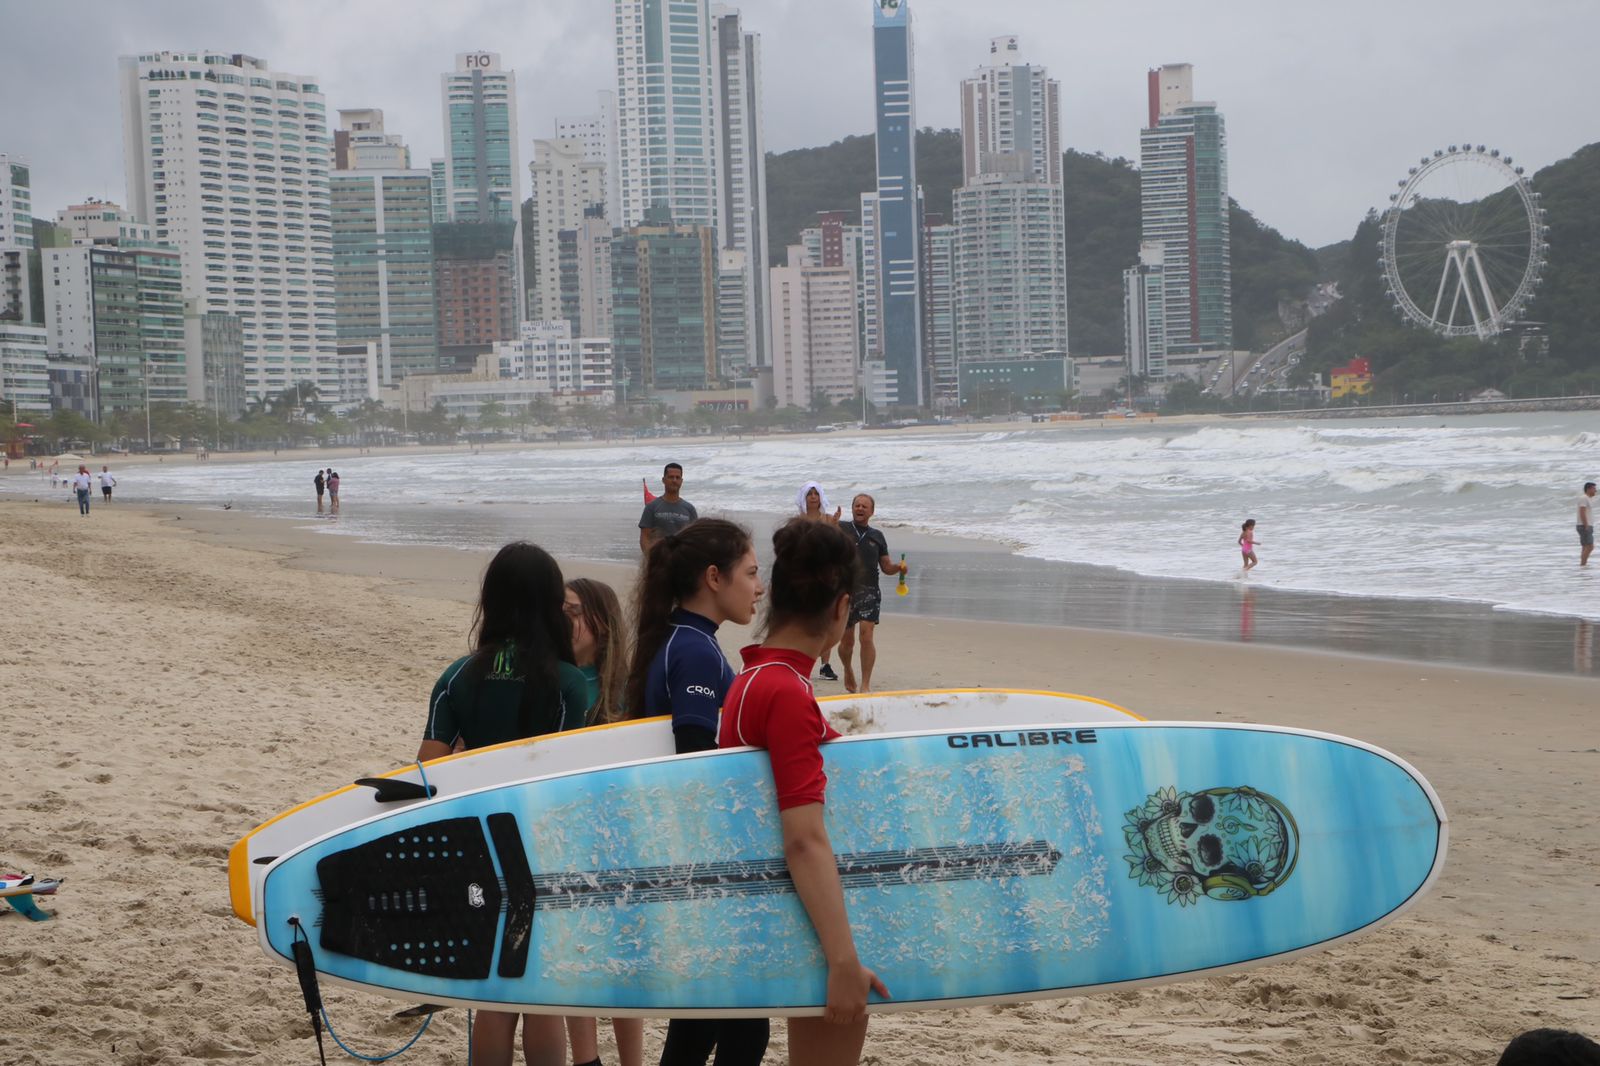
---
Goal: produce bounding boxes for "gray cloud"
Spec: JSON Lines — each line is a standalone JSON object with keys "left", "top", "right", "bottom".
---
{"left": 1, "top": 0, "right": 1591, "bottom": 248}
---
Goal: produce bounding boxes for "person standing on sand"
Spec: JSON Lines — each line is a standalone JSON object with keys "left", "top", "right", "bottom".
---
{"left": 313, "top": 469, "right": 325, "bottom": 511}
{"left": 796, "top": 482, "right": 843, "bottom": 681}
{"left": 1577, "top": 482, "right": 1596, "bottom": 567}
{"left": 418, "top": 541, "right": 589, "bottom": 1066}
{"left": 638, "top": 462, "right": 697, "bottom": 553}
{"left": 99, "top": 466, "right": 117, "bottom": 503}
{"left": 327, "top": 470, "right": 341, "bottom": 512}
{"left": 1238, "top": 519, "right": 1261, "bottom": 573}
{"left": 838, "top": 494, "right": 904, "bottom": 694}
{"left": 72, "top": 466, "right": 92, "bottom": 515}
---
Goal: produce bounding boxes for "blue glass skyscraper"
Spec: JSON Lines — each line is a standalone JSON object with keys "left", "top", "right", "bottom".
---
{"left": 871, "top": 0, "right": 923, "bottom": 407}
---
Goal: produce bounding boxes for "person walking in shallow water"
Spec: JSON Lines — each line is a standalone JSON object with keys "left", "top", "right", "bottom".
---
{"left": 313, "top": 469, "right": 325, "bottom": 512}
{"left": 1577, "top": 482, "right": 1595, "bottom": 567}
{"left": 1238, "top": 519, "right": 1261, "bottom": 573}
{"left": 99, "top": 466, "right": 117, "bottom": 503}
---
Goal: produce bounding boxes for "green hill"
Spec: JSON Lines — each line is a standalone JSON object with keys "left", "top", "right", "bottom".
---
{"left": 1303, "top": 143, "right": 1600, "bottom": 397}
{"left": 764, "top": 130, "right": 1323, "bottom": 356}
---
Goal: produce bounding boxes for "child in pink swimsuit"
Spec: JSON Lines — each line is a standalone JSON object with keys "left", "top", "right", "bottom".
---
{"left": 1238, "top": 519, "right": 1261, "bottom": 572}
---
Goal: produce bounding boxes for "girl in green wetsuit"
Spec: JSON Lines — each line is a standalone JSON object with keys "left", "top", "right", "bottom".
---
{"left": 418, "top": 541, "right": 586, "bottom": 1066}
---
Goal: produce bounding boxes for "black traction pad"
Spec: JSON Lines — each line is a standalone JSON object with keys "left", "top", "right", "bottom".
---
{"left": 316, "top": 817, "right": 502, "bottom": 980}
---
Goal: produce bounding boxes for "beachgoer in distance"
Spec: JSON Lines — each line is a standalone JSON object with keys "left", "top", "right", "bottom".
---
{"left": 1238, "top": 519, "right": 1261, "bottom": 572}
{"left": 562, "top": 576, "right": 644, "bottom": 1066}
{"left": 72, "top": 466, "right": 92, "bottom": 515}
{"left": 719, "top": 517, "right": 889, "bottom": 1066}
{"left": 638, "top": 462, "right": 697, "bottom": 553}
{"left": 417, "top": 540, "right": 590, "bottom": 1066}
{"left": 327, "top": 470, "right": 341, "bottom": 512}
{"left": 99, "top": 466, "right": 117, "bottom": 502}
{"left": 1577, "top": 482, "right": 1596, "bottom": 567}
{"left": 625, "top": 517, "right": 768, "bottom": 1066}
{"left": 796, "top": 482, "right": 843, "bottom": 681}
{"left": 838, "top": 494, "right": 905, "bottom": 694}
{"left": 314, "top": 469, "right": 325, "bottom": 511}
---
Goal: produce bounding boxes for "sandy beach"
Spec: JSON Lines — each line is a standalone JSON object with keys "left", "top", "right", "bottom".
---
{"left": 1, "top": 499, "right": 1595, "bottom": 1065}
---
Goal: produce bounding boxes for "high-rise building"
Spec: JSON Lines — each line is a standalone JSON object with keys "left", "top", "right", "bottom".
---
{"left": 1138, "top": 62, "right": 1230, "bottom": 357}
{"left": 331, "top": 111, "right": 437, "bottom": 385}
{"left": 184, "top": 298, "right": 247, "bottom": 421}
{"left": 555, "top": 90, "right": 621, "bottom": 227}
{"left": 921, "top": 215, "right": 957, "bottom": 407}
{"left": 432, "top": 221, "right": 519, "bottom": 367}
{"left": 527, "top": 138, "right": 607, "bottom": 321}
{"left": 0, "top": 323, "right": 50, "bottom": 416}
{"left": 1, "top": 155, "right": 36, "bottom": 323}
{"left": 429, "top": 158, "right": 448, "bottom": 223}
{"left": 42, "top": 202, "right": 186, "bottom": 418}
{"left": 560, "top": 206, "right": 614, "bottom": 342}
{"left": 613, "top": 0, "right": 719, "bottom": 232}
{"left": 440, "top": 52, "right": 520, "bottom": 225}
{"left": 118, "top": 51, "right": 337, "bottom": 402}
{"left": 335, "top": 108, "right": 410, "bottom": 170}
{"left": 959, "top": 36, "right": 1061, "bottom": 186}
{"left": 953, "top": 37, "right": 1068, "bottom": 368}
{"left": 609, "top": 206, "right": 717, "bottom": 395}
{"left": 1123, "top": 241, "right": 1167, "bottom": 380}
{"left": 869, "top": 0, "right": 922, "bottom": 407}
{"left": 713, "top": 6, "right": 770, "bottom": 371}
{"left": 770, "top": 244, "right": 860, "bottom": 408}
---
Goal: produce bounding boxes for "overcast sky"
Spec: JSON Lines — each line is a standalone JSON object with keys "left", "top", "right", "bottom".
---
{"left": 2, "top": 0, "right": 1592, "bottom": 248}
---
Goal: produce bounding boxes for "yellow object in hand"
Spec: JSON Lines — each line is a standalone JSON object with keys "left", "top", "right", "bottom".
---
{"left": 896, "top": 553, "right": 909, "bottom": 596}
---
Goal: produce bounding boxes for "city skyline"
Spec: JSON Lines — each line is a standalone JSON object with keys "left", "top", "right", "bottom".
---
{"left": 1, "top": 0, "right": 1592, "bottom": 249}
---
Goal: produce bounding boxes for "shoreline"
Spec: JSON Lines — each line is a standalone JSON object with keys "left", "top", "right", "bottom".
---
{"left": 1, "top": 499, "right": 1595, "bottom": 1064}
{"left": 140, "top": 497, "right": 1600, "bottom": 678}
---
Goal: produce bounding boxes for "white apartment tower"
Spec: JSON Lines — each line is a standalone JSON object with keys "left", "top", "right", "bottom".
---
{"left": 555, "top": 90, "right": 621, "bottom": 227}
{"left": 1, "top": 155, "right": 36, "bottom": 323}
{"left": 770, "top": 245, "right": 860, "bottom": 408}
{"left": 613, "top": 0, "right": 720, "bottom": 232}
{"left": 528, "top": 138, "right": 607, "bottom": 321}
{"left": 712, "top": 5, "right": 770, "bottom": 370}
{"left": 959, "top": 36, "right": 1061, "bottom": 186}
{"left": 118, "top": 51, "right": 336, "bottom": 401}
{"left": 953, "top": 37, "right": 1068, "bottom": 364}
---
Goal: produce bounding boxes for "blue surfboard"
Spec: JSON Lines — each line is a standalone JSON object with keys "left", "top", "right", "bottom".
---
{"left": 256, "top": 722, "right": 1446, "bottom": 1015}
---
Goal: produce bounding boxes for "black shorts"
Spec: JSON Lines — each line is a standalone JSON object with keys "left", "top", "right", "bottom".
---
{"left": 848, "top": 587, "right": 882, "bottom": 627}
{"left": 1580, "top": 525, "right": 1595, "bottom": 548}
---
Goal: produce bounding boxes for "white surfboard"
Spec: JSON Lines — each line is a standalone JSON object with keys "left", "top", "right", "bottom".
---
{"left": 229, "top": 689, "right": 1138, "bottom": 924}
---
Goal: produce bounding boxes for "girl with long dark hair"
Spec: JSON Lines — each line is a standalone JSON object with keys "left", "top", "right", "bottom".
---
{"left": 625, "top": 518, "right": 768, "bottom": 1066}
{"left": 418, "top": 540, "right": 589, "bottom": 1066}
{"left": 719, "top": 518, "right": 889, "bottom": 1066}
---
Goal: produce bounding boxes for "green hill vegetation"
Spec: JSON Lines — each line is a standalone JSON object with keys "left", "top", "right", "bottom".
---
{"left": 765, "top": 130, "right": 1323, "bottom": 356}
{"left": 1302, "top": 143, "right": 1600, "bottom": 399}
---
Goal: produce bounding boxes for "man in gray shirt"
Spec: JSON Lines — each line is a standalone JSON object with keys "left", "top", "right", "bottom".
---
{"left": 639, "top": 462, "right": 698, "bottom": 553}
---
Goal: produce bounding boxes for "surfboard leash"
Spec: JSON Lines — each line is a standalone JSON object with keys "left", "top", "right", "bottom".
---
{"left": 288, "top": 916, "right": 433, "bottom": 1063}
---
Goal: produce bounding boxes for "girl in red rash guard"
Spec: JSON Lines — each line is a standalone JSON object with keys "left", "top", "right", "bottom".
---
{"left": 719, "top": 517, "right": 890, "bottom": 1066}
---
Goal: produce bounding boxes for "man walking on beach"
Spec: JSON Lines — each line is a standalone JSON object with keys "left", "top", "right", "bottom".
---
{"left": 1578, "top": 482, "right": 1596, "bottom": 567}
{"left": 638, "top": 462, "right": 697, "bottom": 553}
{"left": 99, "top": 466, "right": 117, "bottom": 503}
{"left": 838, "top": 493, "right": 906, "bottom": 693}
{"left": 314, "top": 469, "right": 326, "bottom": 512}
{"left": 71, "top": 466, "right": 93, "bottom": 516}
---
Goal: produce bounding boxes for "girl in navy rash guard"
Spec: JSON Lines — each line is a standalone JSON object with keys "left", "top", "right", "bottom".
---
{"left": 625, "top": 518, "right": 767, "bottom": 1065}
{"left": 719, "top": 518, "right": 889, "bottom": 1066}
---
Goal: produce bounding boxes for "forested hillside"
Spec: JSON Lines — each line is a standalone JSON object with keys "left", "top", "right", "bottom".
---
{"left": 765, "top": 131, "right": 1324, "bottom": 356}
{"left": 1303, "top": 143, "right": 1600, "bottom": 398}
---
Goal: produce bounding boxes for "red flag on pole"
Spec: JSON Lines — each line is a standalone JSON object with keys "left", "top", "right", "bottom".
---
{"left": 642, "top": 478, "right": 657, "bottom": 504}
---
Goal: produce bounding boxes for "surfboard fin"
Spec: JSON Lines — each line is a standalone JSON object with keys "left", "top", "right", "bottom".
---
{"left": 393, "top": 1003, "right": 448, "bottom": 1019}
{"left": 355, "top": 777, "right": 437, "bottom": 803}
{"left": 3, "top": 893, "right": 51, "bottom": 921}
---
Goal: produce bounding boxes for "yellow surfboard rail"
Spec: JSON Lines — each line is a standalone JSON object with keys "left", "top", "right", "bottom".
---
{"left": 228, "top": 690, "right": 1139, "bottom": 925}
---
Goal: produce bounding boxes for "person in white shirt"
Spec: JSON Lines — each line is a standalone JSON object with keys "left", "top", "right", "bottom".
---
{"left": 1578, "top": 482, "right": 1596, "bottom": 567}
{"left": 71, "top": 466, "right": 93, "bottom": 515}
{"left": 99, "top": 466, "right": 117, "bottom": 502}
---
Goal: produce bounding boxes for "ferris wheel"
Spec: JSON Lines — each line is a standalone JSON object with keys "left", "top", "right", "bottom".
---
{"left": 1379, "top": 145, "right": 1548, "bottom": 339}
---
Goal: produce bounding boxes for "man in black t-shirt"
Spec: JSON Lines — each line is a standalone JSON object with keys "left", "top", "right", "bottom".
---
{"left": 838, "top": 493, "right": 906, "bottom": 693}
